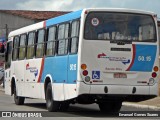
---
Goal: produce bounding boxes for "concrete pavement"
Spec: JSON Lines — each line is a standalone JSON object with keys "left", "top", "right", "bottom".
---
{"left": 0, "top": 84, "right": 4, "bottom": 92}
{"left": 123, "top": 97, "right": 160, "bottom": 110}
{"left": 0, "top": 85, "right": 160, "bottom": 110}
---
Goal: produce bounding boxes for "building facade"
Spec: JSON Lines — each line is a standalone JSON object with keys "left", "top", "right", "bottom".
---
{"left": 0, "top": 10, "right": 68, "bottom": 86}
{"left": 0, "top": 10, "right": 68, "bottom": 40}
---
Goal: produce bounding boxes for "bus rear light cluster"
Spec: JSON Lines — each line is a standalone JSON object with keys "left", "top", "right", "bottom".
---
{"left": 151, "top": 66, "right": 158, "bottom": 78}
{"left": 149, "top": 66, "right": 158, "bottom": 85}
{"left": 81, "top": 64, "right": 88, "bottom": 76}
{"left": 81, "top": 64, "right": 90, "bottom": 82}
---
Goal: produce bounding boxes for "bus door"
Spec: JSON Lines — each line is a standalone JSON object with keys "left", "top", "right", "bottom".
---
{"left": 5, "top": 41, "right": 12, "bottom": 95}
{"left": 13, "top": 35, "right": 26, "bottom": 96}
{"left": 54, "top": 23, "right": 70, "bottom": 100}
{"left": 65, "top": 20, "right": 80, "bottom": 100}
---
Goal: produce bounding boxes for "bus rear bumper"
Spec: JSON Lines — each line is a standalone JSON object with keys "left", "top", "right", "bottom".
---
{"left": 77, "top": 81, "right": 158, "bottom": 97}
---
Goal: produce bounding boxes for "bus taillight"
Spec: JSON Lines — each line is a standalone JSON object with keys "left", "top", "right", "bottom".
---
{"left": 81, "top": 64, "right": 87, "bottom": 70}
{"left": 83, "top": 70, "right": 88, "bottom": 76}
{"left": 153, "top": 66, "right": 158, "bottom": 72}
{"left": 152, "top": 72, "right": 157, "bottom": 78}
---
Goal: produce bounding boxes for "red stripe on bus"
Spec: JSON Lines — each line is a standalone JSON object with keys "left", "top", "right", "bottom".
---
{"left": 43, "top": 21, "right": 46, "bottom": 27}
{"left": 37, "top": 58, "right": 44, "bottom": 83}
{"left": 126, "top": 44, "right": 136, "bottom": 71}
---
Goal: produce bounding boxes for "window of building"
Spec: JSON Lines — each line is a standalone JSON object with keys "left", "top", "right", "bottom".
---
{"left": 46, "top": 27, "right": 56, "bottom": 56}
{"left": 12, "top": 36, "right": 19, "bottom": 61}
{"left": 26, "top": 32, "right": 35, "bottom": 59}
{"left": 36, "top": 29, "right": 45, "bottom": 57}
{"left": 70, "top": 20, "right": 80, "bottom": 53}
{"left": 19, "top": 34, "right": 27, "bottom": 60}
{"left": 57, "top": 23, "right": 70, "bottom": 55}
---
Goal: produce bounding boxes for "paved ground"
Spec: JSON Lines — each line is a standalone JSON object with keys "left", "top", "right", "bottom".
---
{"left": 0, "top": 89, "right": 160, "bottom": 119}
{"left": 0, "top": 85, "right": 160, "bottom": 111}
{"left": 123, "top": 97, "right": 160, "bottom": 110}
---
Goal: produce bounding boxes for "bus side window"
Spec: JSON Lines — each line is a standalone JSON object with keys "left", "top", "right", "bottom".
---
{"left": 46, "top": 26, "right": 56, "bottom": 56}
{"left": 57, "top": 23, "right": 70, "bottom": 55}
{"left": 12, "top": 36, "right": 19, "bottom": 61}
{"left": 19, "top": 34, "right": 27, "bottom": 60}
{"left": 36, "top": 29, "right": 45, "bottom": 58}
{"left": 70, "top": 20, "right": 80, "bottom": 54}
{"left": 26, "top": 32, "right": 35, "bottom": 59}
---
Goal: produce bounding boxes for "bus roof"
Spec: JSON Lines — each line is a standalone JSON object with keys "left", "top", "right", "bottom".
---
{"left": 46, "top": 10, "right": 82, "bottom": 27}
{"left": 83, "top": 8, "right": 156, "bottom": 15}
{"left": 8, "top": 8, "right": 156, "bottom": 38}
{"left": 8, "top": 10, "right": 83, "bottom": 38}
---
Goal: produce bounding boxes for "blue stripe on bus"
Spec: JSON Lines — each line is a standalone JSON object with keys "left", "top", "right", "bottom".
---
{"left": 46, "top": 10, "right": 82, "bottom": 27}
{"left": 129, "top": 45, "right": 157, "bottom": 72}
{"left": 68, "top": 54, "right": 78, "bottom": 84}
{"left": 41, "top": 54, "right": 78, "bottom": 84}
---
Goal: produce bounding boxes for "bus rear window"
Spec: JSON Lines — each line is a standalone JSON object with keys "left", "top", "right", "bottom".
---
{"left": 84, "top": 12, "right": 156, "bottom": 42}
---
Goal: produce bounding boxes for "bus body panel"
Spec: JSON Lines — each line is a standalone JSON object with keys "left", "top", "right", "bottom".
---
{"left": 5, "top": 9, "right": 159, "bottom": 105}
{"left": 78, "top": 9, "right": 159, "bottom": 96}
{"left": 5, "top": 10, "right": 82, "bottom": 100}
{"left": 41, "top": 54, "right": 78, "bottom": 100}
{"left": 81, "top": 41, "right": 158, "bottom": 85}
{"left": 13, "top": 60, "right": 25, "bottom": 96}
{"left": 65, "top": 54, "right": 78, "bottom": 100}
{"left": 24, "top": 58, "right": 43, "bottom": 98}
{"left": 5, "top": 21, "right": 44, "bottom": 98}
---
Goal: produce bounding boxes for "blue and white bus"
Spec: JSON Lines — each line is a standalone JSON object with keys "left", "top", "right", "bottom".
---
{"left": 5, "top": 8, "right": 159, "bottom": 112}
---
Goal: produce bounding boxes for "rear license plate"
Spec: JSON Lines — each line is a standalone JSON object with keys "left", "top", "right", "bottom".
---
{"left": 114, "top": 73, "right": 127, "bottom": 78}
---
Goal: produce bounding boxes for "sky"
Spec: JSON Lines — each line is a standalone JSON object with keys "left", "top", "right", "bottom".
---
{"left": 0, "top": 0, "right": 160, "bottom": 18}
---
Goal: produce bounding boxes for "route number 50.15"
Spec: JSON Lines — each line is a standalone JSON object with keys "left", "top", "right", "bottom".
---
{"left": 138, "top": 56, "right": 151, "bottom": 61}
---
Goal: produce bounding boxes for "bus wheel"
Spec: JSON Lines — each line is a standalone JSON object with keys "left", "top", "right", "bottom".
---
{"left": 98, "top": 101, "right": 122, "bottom": 113}
{"left": 14, "top": 86, "right": 25, "bottom": 105}
{"left": 46, "top": 83, "right": 60, "bottom": 112}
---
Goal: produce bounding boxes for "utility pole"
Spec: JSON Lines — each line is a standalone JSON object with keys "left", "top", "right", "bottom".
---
{"left": 5, "top": 24, "right": 8, "bottom": 40}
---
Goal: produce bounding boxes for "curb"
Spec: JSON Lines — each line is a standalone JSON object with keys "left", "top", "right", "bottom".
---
{"left": 123, "top": 102, "right": 160, "bottom": 110}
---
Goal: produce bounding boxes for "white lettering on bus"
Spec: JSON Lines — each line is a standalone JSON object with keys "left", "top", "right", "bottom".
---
{"left": 70, "top": 64, "right": 76, "bottom": 71}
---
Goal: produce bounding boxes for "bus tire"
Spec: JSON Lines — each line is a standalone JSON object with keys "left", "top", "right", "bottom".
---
{"left": 98, "top": 101, "right": 122, "bottom": 113}
{"left": 46, "top": 83, "right": 60, "bottom": 112}
{"left": 14, "top": 86, "right": 25, "bottom": 105}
